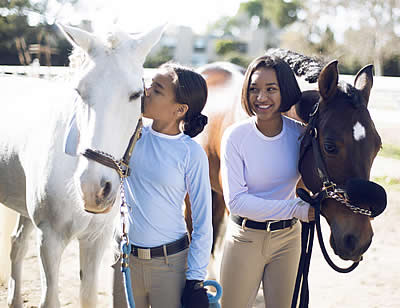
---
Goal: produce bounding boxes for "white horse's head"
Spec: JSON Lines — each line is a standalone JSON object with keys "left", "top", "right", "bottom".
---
{"left": 59, "top": 24, "right": 164, "bottom": 213}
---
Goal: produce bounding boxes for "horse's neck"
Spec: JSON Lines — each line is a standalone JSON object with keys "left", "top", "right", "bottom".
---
{"left": 0, "top": 76, "right": 77, "bottom": 173}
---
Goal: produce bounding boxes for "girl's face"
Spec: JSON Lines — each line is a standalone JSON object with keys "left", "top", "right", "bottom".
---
{"left": 248, "top": 67, "right": 282, "bottom": 121}
{"left": 143, "top": 69, "right": 179, "bottom": 121}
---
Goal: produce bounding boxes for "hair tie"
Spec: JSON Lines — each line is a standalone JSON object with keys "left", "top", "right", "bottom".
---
{"left": 191, "top": 113, "right": 208, "bottom": 126}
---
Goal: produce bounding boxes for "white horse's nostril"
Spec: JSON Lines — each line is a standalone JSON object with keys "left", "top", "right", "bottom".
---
{"left": 100, "top": 180, "right": 112, "bottom": 200}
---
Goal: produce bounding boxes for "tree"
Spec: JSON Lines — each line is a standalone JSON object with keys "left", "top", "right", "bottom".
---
{"left": 301, "top": 0, "right": 400, "bottom": 75}
{"left": 144, "top": 46, "right": 173, "bottom": 68}
{"left": 0, "top": 0, "right": 80, "bottom": 65}
{"left": 238, "top": 0, "right": 270, "bottom": 27}
{"left": 260, "top": 0, "right": 302, "bottom": 28}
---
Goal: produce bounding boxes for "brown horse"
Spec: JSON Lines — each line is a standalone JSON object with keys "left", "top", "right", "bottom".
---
{"left": 185, "top": 51, "right": 386, "bottom": 277}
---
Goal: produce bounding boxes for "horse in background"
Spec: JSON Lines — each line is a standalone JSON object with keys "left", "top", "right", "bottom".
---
{"left": 0, "top": 24, "right": 164, "bottom": 307}
{"left": 190, "top": 50, "right": 386, "bottom": 278}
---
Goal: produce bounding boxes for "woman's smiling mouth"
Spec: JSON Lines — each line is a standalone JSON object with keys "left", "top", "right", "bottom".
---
{"left": 255, "top": 104, "right": 273, "bottom": 110}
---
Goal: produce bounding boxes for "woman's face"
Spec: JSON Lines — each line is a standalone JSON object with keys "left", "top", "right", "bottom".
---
{"left": 143, "top": 69, "right": 178, "bottom": 121}
{"left": 248, "top": 67, "right": 282, "bottom": 121}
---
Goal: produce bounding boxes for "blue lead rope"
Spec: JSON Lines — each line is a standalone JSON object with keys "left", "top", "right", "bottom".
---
{"left": 120, "top": 241, "right": 222, "bottom": 308}
{"left": 204, "top": 280, "right": 223, "bottom": 308}
{"left": 121, "top": 241, "right": 135, "bottom": 308}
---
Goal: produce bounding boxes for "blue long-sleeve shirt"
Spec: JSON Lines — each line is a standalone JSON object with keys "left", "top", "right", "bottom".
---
{"left": 124, "top": 125, "right": 212, "bottom": 280}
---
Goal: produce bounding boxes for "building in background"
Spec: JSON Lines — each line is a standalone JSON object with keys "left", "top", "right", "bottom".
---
{"left": 148, "top": 13, "right": 279, "bottom": 67}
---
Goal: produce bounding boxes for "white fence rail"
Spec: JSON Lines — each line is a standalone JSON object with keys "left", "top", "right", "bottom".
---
{"left": 1, "top": 65, "right": 398, "bottom": 109}
{"left": 0, "top": 65, "right": 72, "bottom": 79}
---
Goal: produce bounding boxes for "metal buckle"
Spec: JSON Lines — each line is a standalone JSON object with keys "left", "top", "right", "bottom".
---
{"left": 241, "top": 218, "right": 248, "bottom": 230}
{"left": 137, "top": 248, "right": 151, "bottom": 260}
{"left": 322, "top": 181, "right": 336, "bottom": 192}
{"left": 309, "top": 102, "right": 319, "bottom": 117}
{"left": 119, "top": 161, "right": 131, "bottom": 178}
{"left": 266, "top": 221, "right": 280, "bottom": 233}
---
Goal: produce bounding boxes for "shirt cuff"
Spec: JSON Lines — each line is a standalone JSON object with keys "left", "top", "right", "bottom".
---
{"left": 293, "top": 198, "right": 310, "bottom": 222}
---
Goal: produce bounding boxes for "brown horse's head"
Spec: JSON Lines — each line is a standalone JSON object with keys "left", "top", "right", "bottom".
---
{"left": 298, "top": 60, "right": 386, "bottom": 261}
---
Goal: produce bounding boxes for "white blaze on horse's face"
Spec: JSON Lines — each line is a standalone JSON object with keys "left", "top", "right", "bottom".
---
{"left": 59, "top": 23, "right": 165, "bottom": 213}
{"left": 353, "top": 121, "right": 366, "bottom": 141}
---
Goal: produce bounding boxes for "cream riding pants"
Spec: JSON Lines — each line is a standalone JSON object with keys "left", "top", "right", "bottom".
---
{"left": 113, "top": 248, "right": 188, "bottom": 308}
{"left": 220, "top": 219, "right": 301, "bottom": 308}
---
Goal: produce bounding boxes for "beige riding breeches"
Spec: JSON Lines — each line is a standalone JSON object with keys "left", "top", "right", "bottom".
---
{"left": 220, "top": 219, "right": 301, "bottom": 308}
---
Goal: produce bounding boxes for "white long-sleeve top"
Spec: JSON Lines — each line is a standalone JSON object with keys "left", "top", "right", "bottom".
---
{"left": 124, "top": 125, "right": 212, "bottom": 280}
{"left": 220, "top": 116, "right": 310, "bottom": 222}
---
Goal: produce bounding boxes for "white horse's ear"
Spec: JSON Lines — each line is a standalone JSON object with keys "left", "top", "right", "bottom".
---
{"left": 57, "top": 23, "right": 101, "bottom": 56}
{"left": 132, "top": 24, "right": 167, "bottom": 64}
{"left": 63, "top": 111, "right": 80, "bottom": 156}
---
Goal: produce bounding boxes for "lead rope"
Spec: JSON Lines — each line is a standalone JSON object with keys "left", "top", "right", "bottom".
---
{"left": 291, "top": 188, "right": 359, "bottom": 308}
{"left": 119, "top": 174, "right": 136, "bottom": 308}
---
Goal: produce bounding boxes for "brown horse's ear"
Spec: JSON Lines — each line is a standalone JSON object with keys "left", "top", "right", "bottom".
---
{"left": 318, "top": 60, "right": 339, "bottom": 101}
{"left": 354, "top": 64, "right": 374, "bottom": 106}
{"left": 295, "top": 90, "right": 320, "bottom": 123}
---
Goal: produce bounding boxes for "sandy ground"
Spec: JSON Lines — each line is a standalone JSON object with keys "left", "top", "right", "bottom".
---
{"left": 1, "top": 80, "right": 399, "bottom": 307}
{"left": 1, "top": 158, "right": 399, "bottom": 308}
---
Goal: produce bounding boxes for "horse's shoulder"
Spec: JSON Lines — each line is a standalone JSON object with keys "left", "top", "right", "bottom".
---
{"left": 198, "top": 62, "right": 245, "bottom": 88}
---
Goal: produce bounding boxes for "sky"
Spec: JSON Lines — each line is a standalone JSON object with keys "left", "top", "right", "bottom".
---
{"left": 31, "top": 0, "right": 245, "bottom": 34}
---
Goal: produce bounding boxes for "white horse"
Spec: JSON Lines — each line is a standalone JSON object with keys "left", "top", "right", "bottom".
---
{"left": 0, "top": 23, "right": 164, "bottom": 307}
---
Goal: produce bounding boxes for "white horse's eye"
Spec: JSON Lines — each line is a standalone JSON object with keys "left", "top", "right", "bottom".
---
{"left": 129, "top": 91, "right": 142, "bottom": 102}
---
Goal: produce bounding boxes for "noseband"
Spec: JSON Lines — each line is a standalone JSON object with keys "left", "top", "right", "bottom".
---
{"left": 82, "top": 118, "right": 143, "bottom": 179}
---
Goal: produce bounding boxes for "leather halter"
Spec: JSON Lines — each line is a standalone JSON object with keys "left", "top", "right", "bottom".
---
{"left": 299, "top": 102, "right": 372, "bottom": 216}
{"left": 82, "top": 78, "right": 146, "bottom": 179}
{"left": 80, "top": 79, "right": 146, "bottom": 242}
{"left": 82, "top": 118, "right": 143, "bottom": 178}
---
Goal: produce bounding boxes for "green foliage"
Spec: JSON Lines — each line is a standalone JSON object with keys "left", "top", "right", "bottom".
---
{"left": 144, "top": 46, "right": 174, "bottom": 68}
{"left": 215, "top": 40, "right": 240, "bottom": 56}
{"left": 0, "top": 0, "right": 80, "bottom": 65}
{"left": 379, "top": 144, "right": 400, "bottom": 161}
{"left": 239, "top": 0, "right": 269, "bottom": 27}
{"left": 383, "top": 54, "right": 400, "bottom": 77}
{"left": 261, "top": 0, "right": 302, "bottom": 28}
{"left": 372, "top": 176, "right": 400, "bottom": 191}
{"left": 221, "top": 52, "right": 250, "bottom": 68}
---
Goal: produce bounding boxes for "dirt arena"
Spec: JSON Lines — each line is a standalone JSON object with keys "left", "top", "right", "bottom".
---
{"left": 1, "top": 76, "right": 399, "bottom": 307}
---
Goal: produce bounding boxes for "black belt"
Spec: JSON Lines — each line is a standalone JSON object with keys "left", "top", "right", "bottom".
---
{"left": 231, "top": 215, "right": 297, "bottom": 231}
{"left": 131, "top": 234, "right": 189, "bottom": 259}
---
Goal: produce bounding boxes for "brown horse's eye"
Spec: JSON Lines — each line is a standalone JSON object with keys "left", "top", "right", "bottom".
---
{"left": 324, "top": 142, "right": 337, "bottom": 154}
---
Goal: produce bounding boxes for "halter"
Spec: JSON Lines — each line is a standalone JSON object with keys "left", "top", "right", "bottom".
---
{"left": 299, "top": 101, "right": 372, "bottom": 217}
{"left": 79, "top": 80, "right": 146, "bottom": 307}
{"left": 292, "top": 101, "right": 363, "bottom": 308}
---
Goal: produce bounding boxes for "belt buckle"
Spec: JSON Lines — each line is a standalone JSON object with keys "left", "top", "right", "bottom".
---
{"left": 137, "top": 248, "right": 151, "bottom": 260}
{"left": 266, "top": 221, "right": 279, "bottom": 233}
{"left": 241, "top": 218, "right": 248, "bottom": 230}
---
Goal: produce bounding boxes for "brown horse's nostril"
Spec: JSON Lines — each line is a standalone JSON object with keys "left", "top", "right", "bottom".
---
{"left": 344, "top": 234, "right": 358, "bottom": 252}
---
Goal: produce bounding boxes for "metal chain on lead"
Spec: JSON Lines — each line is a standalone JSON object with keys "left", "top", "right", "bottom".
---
{"left": 89, "top": 149, "right": 129, "bottom": 178}
{"left": 88, "top": 150, "right": 131, "bottom": 239}
{"left": 327, "top": 190, "right": 372, "bottom": 216}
